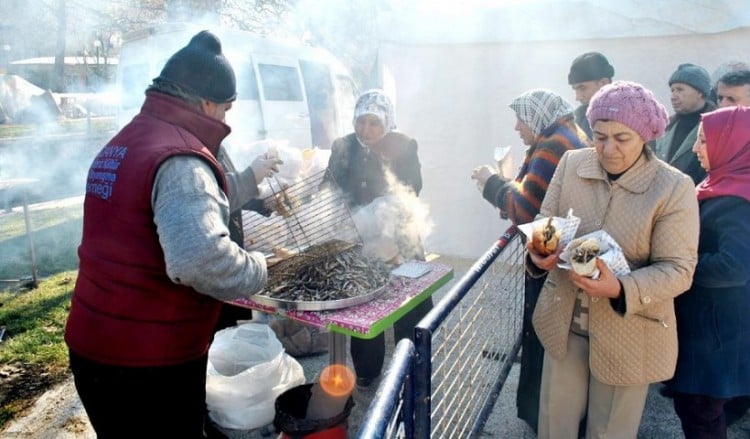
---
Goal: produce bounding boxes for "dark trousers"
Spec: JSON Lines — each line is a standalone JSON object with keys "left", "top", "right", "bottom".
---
{"left": 69, "top": 350, "right": 209, "bottom": 439}
{"left": 350, "top": 297, "right": 433, "bottom": 380}
{"left": 725, "top": 396, "right": 750, "bottom": 426}
{"left": 673, "top": 391, "right": 729, "bottom": 439}
{"left": 516, "top": 272, "right": 546, "bottom": 434}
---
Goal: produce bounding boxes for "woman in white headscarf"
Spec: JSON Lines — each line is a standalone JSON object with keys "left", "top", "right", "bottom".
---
{"left": 323, "top": 89, "right": 428, "bottom": 387}
{"left": 471, "top": 89, "right": 589, "bottom": 433}
{"left": 472, "top": 89, "right": 589, "bottom": 226}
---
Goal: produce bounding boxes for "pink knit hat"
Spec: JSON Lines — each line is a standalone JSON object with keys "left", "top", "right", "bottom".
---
{"left": 586, "top": 81, "right": 669, "bottom": 142}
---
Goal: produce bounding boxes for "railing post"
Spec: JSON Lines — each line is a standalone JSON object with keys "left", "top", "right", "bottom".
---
{"left": 356, "top": 339, "right": 415, "bottom": 439}
{"left": 413, "top": 326, "right": 432, "bottom": 439}
{"left": 402, "top": 354, "right": 415, "bottom": 439}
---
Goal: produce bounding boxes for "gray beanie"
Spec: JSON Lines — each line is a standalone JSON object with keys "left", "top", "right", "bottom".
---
{"left": 568, "top": 52, "right": 615, "bottom": 85}
{"left": 155, "top": 30, "right": 237, "bottom": 103}
{"left": 668, "top": 63, "right": 711, "bottom": 98}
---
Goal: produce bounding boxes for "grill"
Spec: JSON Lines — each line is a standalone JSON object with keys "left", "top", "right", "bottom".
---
{"left": 242, "top": 169, "right": 391, "bottom": 311}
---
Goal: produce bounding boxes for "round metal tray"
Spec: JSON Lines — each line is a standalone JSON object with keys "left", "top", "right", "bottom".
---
{"left": 250, "top": 278, "right": 391, "bottom": 311}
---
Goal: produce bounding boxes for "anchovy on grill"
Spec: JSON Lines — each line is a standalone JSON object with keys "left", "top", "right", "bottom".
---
{"left": 257, "top": 239, "right": 391, "bottom": 302}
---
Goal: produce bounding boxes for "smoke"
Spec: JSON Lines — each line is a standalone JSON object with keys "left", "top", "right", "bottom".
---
{"left": 351, "top": 169, "right": 434, "bottom": 263}
{"left": 0, "top": 131, "right": 102, "bottom": 207}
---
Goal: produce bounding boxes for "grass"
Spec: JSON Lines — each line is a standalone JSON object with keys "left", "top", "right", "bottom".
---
{"left": 0, "top": 117, "right": 116, "bottom": 139}
{"left": 0, "top": 271, "right": 78, "bottom": 427}
{"left": 0, "top": 202, "right": 83, "bottom": 429}
{"left": 0, "top": 118, "right": 114, "bottom": 430}
{"left": 0, "top": 203, "right": 83, "bottom": 281}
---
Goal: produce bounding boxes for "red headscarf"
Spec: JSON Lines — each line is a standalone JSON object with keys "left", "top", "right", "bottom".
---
{"left": 695, "top": 106, "right": 750, "bottom": 203}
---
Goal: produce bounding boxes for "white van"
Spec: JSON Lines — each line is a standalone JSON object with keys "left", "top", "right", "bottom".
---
{"left": 116, "top": 23, "right": 358, "bottom": 150}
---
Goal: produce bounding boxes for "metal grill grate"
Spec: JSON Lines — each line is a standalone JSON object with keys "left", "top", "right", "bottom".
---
{"left": 242, "top": 169, "right": 361, "bottom": 255}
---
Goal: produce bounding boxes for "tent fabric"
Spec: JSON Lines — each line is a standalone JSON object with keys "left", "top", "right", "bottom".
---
{"left": 0, "top": 74, "right": 45, "bottom": 121}
{"left": 378, "top": 0, "right": 750, "bottom": 44}
{"left": 375, "top": 2, "right": 750, "bottom": 257}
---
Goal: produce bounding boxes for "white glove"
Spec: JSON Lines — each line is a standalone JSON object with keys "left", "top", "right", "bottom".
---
{"left": 250, "top": 154, "right": 283, "bottom": 184}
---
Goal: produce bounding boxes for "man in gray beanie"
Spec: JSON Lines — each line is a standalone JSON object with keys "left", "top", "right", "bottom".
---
{"left": 653, "top": 63, "right": 716, "bottom": 184}
{"left": 567, "top": 51, "right": 615, "bottom": 139}
{"left": 65, "top": 30, "right": 281, "bottom": 438}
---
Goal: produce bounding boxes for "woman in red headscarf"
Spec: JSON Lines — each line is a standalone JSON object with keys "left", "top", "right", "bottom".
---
{"left": 667, "top": 105, "right": 750, "bottom": 439}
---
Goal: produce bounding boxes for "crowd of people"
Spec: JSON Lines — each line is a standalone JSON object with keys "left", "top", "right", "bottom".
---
{"left": 472, "top": 52, "right": 750, "bottom": 438}
{"left": 61, "top": 28, "right": 750, "bottom": 438}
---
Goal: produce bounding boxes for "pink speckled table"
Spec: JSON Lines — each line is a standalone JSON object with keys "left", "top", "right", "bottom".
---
{"left": 230, "top": 262, "right": 453, "bottom": 339}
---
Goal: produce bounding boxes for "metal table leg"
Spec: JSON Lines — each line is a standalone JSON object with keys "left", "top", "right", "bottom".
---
{"left": 328, "top": 331, "right": 347, "bottom": 366}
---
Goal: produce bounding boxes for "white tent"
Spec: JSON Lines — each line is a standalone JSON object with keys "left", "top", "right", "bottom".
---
{"left": 375, "top": 0, "right": 750, "bottom": 258}
{"left": 0, "top": 74, "right": 45, "bottom": 122}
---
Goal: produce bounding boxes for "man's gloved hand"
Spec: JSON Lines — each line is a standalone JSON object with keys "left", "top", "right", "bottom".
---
{"left": 249, "top": 154, "right": 283, "bottom": 184}
{"left": 471, "top": 165, "right": 499, "bottom": 193}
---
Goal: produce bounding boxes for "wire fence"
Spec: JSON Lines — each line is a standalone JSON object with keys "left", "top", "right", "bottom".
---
{"left": 357, "top": 227, "right": 526, "bottom": 438}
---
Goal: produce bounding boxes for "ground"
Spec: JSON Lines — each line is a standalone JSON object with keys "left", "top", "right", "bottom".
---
{"left": 0, "top": 363, "right": 68, "bottom": 421}
{"left": 3, "top": 255, "right": 750, "bottom": 438}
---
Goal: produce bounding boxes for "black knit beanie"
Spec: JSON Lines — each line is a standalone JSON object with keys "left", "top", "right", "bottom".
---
{"left": 568, "top": 52, "right": 615, "bottom": 85}
{"left": 155, "top": 30, "right": 237, "bottom": 103}
{"left": 668, "top": 63, "right": 711, "bottom": 98}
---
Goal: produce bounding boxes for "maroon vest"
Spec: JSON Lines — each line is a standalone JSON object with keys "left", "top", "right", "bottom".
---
{"left": 65, "top": 93, "right": 230, "bottom": 366}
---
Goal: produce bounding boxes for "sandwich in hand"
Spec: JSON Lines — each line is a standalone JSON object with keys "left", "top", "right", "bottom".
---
{"left": 531, "top": 217, "right": 560, "bottom": 256}
{"left": 568, "top": 237, "right": 601, "bottom": 277}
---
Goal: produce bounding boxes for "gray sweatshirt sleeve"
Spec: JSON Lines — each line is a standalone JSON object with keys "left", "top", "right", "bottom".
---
{"left": 152, "top": 155, "right": 267, "bottom": 301}
{"left": 216, "top": 146, "right": 260, "bottom": 212}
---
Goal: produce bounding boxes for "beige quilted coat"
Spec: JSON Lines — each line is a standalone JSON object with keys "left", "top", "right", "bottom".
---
{"left": 532, "top": 147, "right": 699, "bottom": 386}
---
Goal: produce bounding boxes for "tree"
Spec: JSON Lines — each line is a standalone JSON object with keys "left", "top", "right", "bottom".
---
{"left": 53, "top": 0, "right": 66, "bottom": 91}
{"left": 222, "top": 0, "right": 293, "bottom": 36}
{"left": 224, "top": 0, "right": 385, "bottom": 88}
{"left": 167, "top": 0, "right": 221, "bottom": 24}
{"left": 0, "top": 0, "right": 384, "bottom": 92}
{"left": 287, "top": 0, "right": 384, "bottom": 88}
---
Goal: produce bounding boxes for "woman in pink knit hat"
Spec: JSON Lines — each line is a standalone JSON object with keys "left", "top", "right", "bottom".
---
{"left": 526, "top": 81, "right": 700, "bottom": 438}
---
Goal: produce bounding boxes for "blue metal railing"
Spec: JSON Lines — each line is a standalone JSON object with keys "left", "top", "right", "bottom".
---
{"left": 357, "top": 227, "right": 525, "bottom": 438}
{"left": 356, "top": 339, "right": 415, "bottom": 438}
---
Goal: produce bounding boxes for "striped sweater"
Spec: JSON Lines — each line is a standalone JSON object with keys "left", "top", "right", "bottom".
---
{"left": 482, "top": 117, "right": 589, "bottom": 225}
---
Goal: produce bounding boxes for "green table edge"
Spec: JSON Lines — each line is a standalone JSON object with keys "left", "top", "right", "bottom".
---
{"left": 327, "top": 267, "right": 454, "bottom": 339}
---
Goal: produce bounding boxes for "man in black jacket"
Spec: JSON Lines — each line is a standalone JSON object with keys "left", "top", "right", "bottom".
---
{"left": 567, "top": 52, "right": 614, "bottom": 140}
{"left": 653, "top": 63, "right": 716, "bottom": 185}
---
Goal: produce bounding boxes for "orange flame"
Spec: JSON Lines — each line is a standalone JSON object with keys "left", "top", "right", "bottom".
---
{"left": 319, "top": 364, "right": 355, "bottom": 398}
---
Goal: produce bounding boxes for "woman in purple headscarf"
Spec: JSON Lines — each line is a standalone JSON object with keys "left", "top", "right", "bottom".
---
{"left": 667, "top": 105, "right": 750, "bottom": 439}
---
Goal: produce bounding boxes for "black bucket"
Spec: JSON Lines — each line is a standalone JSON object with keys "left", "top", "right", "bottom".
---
{"left": 274, "top": 383, "right": 355, "bottom": 439}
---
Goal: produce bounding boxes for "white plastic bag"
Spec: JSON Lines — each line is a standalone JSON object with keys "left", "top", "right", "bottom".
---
{"left": 206, "top": 322, "right": 305, "bottom": 430}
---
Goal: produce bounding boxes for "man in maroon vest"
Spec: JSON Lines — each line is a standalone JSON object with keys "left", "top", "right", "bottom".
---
{"left": 65, "top": 30, "right": 274, "bottom": 438}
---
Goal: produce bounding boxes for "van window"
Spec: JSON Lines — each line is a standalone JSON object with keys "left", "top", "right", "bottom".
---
{"left": 300, "top": 60, "right": 336, "bottom": 148}
{"left": 258, "top": 64, "right": 303, "bottom": 101}
{"left": 300, "top": 61, "right": 333, "bottom": 94}
{"left": 334, "top": 75, "right": 358, "bottom": 143}
{"left": 335, "top": 75, "right": 357, "bottom": 114}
